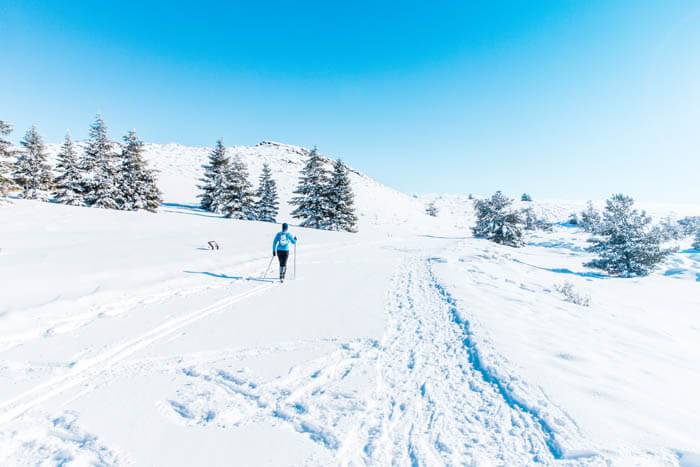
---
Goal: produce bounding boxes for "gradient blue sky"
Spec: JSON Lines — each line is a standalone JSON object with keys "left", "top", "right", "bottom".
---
{"left": 2, "top": 1, "right": 699, "bottom": 202}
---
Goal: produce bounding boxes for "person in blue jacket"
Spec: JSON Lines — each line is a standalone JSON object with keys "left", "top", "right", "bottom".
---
{"left": 272, "top": 223, "right": 297, "bottom": 282}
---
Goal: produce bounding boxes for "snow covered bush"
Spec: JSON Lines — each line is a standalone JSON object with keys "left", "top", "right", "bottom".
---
{"left": 472, "top": 191, "right": 524, "bottom": 247}
{"left": 0, "top": 120, "right": 17, "bottom": 197}
{"left": 522, "top": 207, "right": 553, "bottom": 231}
{"left": 554, "top": 282, "right": 591, "bottom": 307}
{"left": 693, "top": 231, "right": 700, "bottom": 251}
{"left": 578, "top": 201, "right": 601, "bottom": 233}
{"left": 13, "top": 125, "right": 53, "bottom": 200}
{"left": 585, "top": 194, "right": 675, "bottom": 277}
{"left": 567, "top": 212, "right": 579, "bottom": 226}
{"left": 654, "top": 216, "right": 684, "bottom": 242}
{"left": 678, "top": 216, "right": 700, "bottom": 237}
{"left": 521, "top": 193, "right": 532, "bottom": 202}
{"left": 425, "top": 201, "right": 439, "bottom": 217}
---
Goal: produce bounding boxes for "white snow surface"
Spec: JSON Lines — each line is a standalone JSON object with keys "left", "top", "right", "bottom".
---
{"left": 1, "top": 141, "right": 699, "bottom": 466}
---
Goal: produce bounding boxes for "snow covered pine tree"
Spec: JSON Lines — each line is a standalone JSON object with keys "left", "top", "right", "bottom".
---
{"left": 254, "top": 163, "right": 279, "bottom": 222}
{"left": 218, "top": 155, "right": 256, "bottom": 219}
{"left": 198, "top": 139, "right": 230, "bottom": 212}
{"left": 53, "top": 133, "right": 84, "bottom": 206}
{"left": 13, "top": 125, "right": 52, "bottom": 200}
{"left": 326, "top": 159, "right": 358, "bottom": 232}
{"left": 521, "top": 193, "right": 532, "bottom": 202}
{"left": 81, "top": 115, "right": 122, "bottom": 209}
{"left": 472, "top": 191, "right": 524, "bottom": 247}
{"left": 290, "top": 147, "right": 331, "bottom": 229}
{"left": 578, "top": 201, "right": 602, "bottom": 233}
{"left": 118, "top": 130, "right": 162, "bottom": 212}
{"left": 0, "top": 120, "right": 17, "bottom": 197}
{"left": 586, "top": 194, "right": 674, "bottom": 277}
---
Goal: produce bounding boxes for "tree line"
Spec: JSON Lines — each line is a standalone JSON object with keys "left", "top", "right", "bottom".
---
{"left": 0, "top": 116, "right": 161, "bottom": 211}
{"left": 471, "top": 191, "right": 699, "bottom": 277}
{"left": 198, "top": 143, "right": 358, "bottom": 232}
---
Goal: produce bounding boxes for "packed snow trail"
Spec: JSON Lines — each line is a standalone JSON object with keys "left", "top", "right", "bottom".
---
{"left": 339, "top": 257, "right": 569, "bottom": 466}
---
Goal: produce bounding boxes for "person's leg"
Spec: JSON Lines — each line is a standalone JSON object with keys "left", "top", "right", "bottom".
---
{"left": 278, "top": 250, "right": 289, "bottom": 280}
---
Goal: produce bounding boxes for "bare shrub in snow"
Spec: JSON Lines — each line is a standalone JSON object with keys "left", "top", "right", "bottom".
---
{"left": 472, "top": 191, "right": 524, "bottom": 247}
{"left": 554, "top": 282, "right": 591, "bottom": 307}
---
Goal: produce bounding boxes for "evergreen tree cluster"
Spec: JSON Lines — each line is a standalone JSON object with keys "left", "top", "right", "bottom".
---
{"left": 198, "top": 145, "right": 357, "bottom": 231}
{"left": 585, "top": 194, "right": 674, "bottom": 277}
{"left": 198, "top": 139, "right": 273, "bottom": 221}
{"left": 290, "top": 149, "right": 357, "bottom": 232}
{"left": 578, "top": 201, "right": 602, "bottom": 233}
{"left": 0, "top": 116, "right": 161, "bottom": 212}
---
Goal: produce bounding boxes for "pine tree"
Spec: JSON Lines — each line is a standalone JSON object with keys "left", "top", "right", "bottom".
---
{"left": 521, "top": 193, "right": 532, "bottom": 202}
{"left": 13, "top": 125, "right": 52, "bottom": 200}
{"left": 586, "top": 194, "right": 674, "bottom": 277}
{"left": 290, "top": 147, "right": 330, "bottom": 229}
{"left": 53, "top": 132, "right": 84, "bottom": 206}
{"left": 655, "top": 216, "right": 683, "bottom": 242}
{"left": 326, "top": 159, "right": 358, "bottom": 232}
{"left": 218, "top": 155, "right": 255, "bottom": 219}
{"left": 198, "top": 139, "right": 230, "bottom": 212}
{"left": 0, "top": 120, "right": 17, "bottom": 196}
{"left": 472, "top": 191, "right": 524, "bottom": 247}
{"left": 579, "top": 201, "right": 602, "bottom": 233}
{"left": 254, "top": 163, "right": 279, "bottom": 222}
{"left": 81, "top": 115, "right": 119, "bottom": 208}
{"left": 522, "top": 206, "right": 553, "bottom": 231}
{"left": 118, "top": 130, "right": 162, "bottom": 212}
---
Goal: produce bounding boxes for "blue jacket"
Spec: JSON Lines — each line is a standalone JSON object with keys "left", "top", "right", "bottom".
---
{"left": 273, "top": 231, "right": 297, "bottom": 252}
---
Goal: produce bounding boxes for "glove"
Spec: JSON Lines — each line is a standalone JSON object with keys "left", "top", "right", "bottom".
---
{"left": 273, "top": 251, "right": 276, "bottom": 257}
{"left": 294, "top": 237, "right": 297, "bottom": 241}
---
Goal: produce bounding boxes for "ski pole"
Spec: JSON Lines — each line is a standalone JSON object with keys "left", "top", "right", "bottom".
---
{"left": 293, "top": 243, "right": 297, "bottom": 280}
{"left": 263, "top": 256, "right": 274, "bottom": 280}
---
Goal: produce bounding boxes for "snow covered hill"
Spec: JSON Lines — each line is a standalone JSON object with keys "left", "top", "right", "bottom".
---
{"left": 1, "top": 140, "right": 700, "bottom": 466}
{"left": 43, "top": 140, "right": 434, "bottom": 234}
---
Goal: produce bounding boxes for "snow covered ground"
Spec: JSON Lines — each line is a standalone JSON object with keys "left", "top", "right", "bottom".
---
{"left": 1, "top": 142, "right": 699, "bottom": 466}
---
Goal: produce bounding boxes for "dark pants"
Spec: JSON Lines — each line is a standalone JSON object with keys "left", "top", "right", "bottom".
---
{"left": 276, "top": 250, "right": 289, "bottom": 278}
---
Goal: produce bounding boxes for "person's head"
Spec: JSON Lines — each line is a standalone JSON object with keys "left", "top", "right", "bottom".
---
{"left": 282, "top": 223, "right": 289, "bottom": 232}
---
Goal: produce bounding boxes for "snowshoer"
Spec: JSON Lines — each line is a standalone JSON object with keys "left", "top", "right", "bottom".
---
{"left": 272, "top": 223, "right": 297, "bottom": 282}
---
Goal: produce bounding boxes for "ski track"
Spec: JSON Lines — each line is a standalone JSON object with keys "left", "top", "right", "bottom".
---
{"left": 0, "top": 282, "right": 274, "bottom": 426}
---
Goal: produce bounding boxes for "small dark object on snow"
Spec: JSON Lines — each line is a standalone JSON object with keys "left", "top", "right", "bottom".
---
{"left": 207, "top": 240, "right": 220, "bottom": 250}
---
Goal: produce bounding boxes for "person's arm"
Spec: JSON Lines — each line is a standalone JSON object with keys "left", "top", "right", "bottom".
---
{"left": 288, "top": 233, "right": 297, "bottom": 244}
{"left": 272, "top": 233, "right": 279, "bottom": 255}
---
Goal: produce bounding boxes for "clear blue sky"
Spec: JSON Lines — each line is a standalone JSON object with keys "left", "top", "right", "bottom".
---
{"left": 2, "top": 1, "right": 699, "bottom": 202}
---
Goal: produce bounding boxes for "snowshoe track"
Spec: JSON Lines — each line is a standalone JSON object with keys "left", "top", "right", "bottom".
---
{"left": 339, "top": 257, "right": 568, "bottom": 466}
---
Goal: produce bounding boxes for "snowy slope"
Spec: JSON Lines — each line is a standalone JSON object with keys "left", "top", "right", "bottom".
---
{"left": 43, "top": 140, "right": 434, "bottom": 234}
{"left": 1, "top": 141, "right": 700, "bottom": 466}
